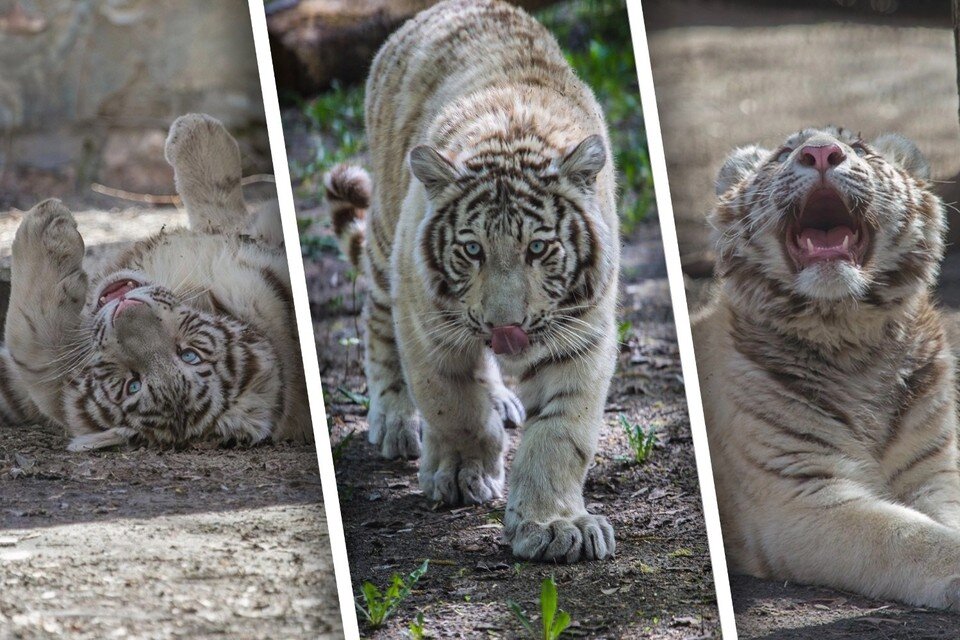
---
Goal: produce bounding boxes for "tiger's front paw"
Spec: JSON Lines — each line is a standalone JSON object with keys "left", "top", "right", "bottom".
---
{"left": 13, "top": 199, "right": 84, "bottom": 271}
{"left": 503, "top": 509, "right": 615, "bottom": 562}
{"left": 368, "top": 395, "right": 421, "bottom": 459}
{"left": 418, "top": 432, "right": 505, "bottom": 505}
{"left": 12, "top": 200, "right": 86, "bottom": 303}
{"left": 490, "top": 384, "right": 525, "bottom": 428}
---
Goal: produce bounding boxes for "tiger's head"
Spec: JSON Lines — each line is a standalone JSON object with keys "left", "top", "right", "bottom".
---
{"left": 711, "top": 127, "right": 944, "bottom": 314}
{"left": 408, "top": 132, "right": 615, "bottom": 359}
{"left": 64, "top": 270, "right": 281, "bottom": 447}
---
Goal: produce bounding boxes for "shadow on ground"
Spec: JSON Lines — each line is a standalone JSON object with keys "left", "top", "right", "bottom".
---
{"left": 0, "top": 211, "right": 342, "bottom": 639}
{"left": 309, "top": 211, "right": 720, "bottom": 638}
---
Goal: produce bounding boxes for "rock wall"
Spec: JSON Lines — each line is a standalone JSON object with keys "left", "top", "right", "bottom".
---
{"left": 0, "top": 0, "right": 271, "bottom": 206}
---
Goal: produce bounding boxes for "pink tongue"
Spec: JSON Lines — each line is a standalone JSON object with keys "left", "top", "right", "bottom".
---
{"left": 491, "top": 326, "right": 530, "bottom": 356}
{"left": 799, "top": 225, "right": 854, "bottom": 250}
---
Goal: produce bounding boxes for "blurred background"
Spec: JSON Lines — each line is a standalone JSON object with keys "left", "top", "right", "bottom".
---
{"left": 0, "top": 0, "right": 272, "bottom": 210}
{"left": 0, "top": 0, "right": 275, "bottom": 331}
{"left": 643, "top": 0, "right": 960, "bottom": 308}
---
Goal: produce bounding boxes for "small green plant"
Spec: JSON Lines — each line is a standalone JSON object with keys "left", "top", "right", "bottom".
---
{"left": 331, "top": 429, "right": 355, "bottom": 463}
{"left": 356, "top": 560, "right": 429, "bottom": 629}
{"left": 617, "top": 319, "right": 633, "bottom": 345}
{"left": 408, "top": 612, "right": 426, "bottom": 639}
{"left": 507, "top": 576, "right": 572, "bottom": 640}
{"left": 337, "top": 386, "right": 370, "bottom": 410}
{"left": 619, "top": 414, "right": 657, "bottom": 464}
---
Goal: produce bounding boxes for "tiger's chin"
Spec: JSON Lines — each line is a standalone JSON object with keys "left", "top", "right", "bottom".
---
{"left": 792, "top": 259, "right": 870, "bottom": 301}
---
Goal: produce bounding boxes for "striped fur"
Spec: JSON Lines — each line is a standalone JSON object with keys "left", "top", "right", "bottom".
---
{"left": 2, "top": 114, "right": 312, "bottom": 451}
{"left": 694, "top": 127, "right": 960, "bottom": 609}
{"left": 333, "top": 0, "right": 620, "bottom": 562}
{"left": 325, "top": 164, "right": 370, "bottom": 268}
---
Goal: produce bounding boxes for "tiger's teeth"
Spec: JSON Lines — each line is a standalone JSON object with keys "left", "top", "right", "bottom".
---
{"left": 842, "top": 235, "right": 849, "bottom": 250}
{"left": 806, "top": 238, "right": 814, "bottom": 252}
{"left": 99, "top": 295, "right": 106, "bottom": 303}
{"left": 127, "top": 280, "right": 136, "bottom": 288}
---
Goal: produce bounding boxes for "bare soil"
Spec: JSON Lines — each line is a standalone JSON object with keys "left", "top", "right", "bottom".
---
{"left": 644, "top": 1, "right": 960, "bottom": 637}
{"left": 307, "top": 205, "right": 720, "bottom": 638}
{"left": 0, "top": 209, "right": 343, "bottom": 640}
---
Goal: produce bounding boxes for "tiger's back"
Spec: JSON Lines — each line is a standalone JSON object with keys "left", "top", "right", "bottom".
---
{"left": 365, "top": 0, "right": 616, "bottom": 247}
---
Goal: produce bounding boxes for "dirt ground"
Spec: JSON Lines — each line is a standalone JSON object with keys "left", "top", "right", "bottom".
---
{"left": 305, "top": 188, "right": 719, "bottom": 637}
{"left": 645, "top": 1, "right": 960, "bottom": 637}
{"left": 0, "top": 209, "right": 343, "bottom": 640}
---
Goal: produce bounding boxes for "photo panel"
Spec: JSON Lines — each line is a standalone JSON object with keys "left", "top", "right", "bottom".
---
{"left": 265, "top": 0, "right": 726, "bottom": 636}
{"left": 0, "top": 1, "right": 342, "bottom": 637}
{"left": 642, "top": 0, "right": 960, "bottom": 637}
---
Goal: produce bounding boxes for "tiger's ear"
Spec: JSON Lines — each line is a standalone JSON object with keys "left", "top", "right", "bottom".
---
{"left": 558, "top": 134, "right": 606, "bottom": 190}
{"left": 409, "top": 145, "right": 458, "bottom": 197}
{"left": 716, "top": 145, "right": 768, "bottom": 196}
{"left": 871, "top": 133, "right": 930, "bottom": 180}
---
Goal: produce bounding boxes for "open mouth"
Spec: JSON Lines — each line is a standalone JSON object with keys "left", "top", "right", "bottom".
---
{"left": 785, "top": 188, "right": 868, "bottom": 270}
{"left": 96, "top": 278, "right": 142, "bottom": 311}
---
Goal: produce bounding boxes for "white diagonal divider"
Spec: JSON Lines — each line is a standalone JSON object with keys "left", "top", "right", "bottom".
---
{"left": 625, "top": 1, "right": 739, "bottom": 637}
{"left": 245, "top": 2, "right": 361, "bottom": 637}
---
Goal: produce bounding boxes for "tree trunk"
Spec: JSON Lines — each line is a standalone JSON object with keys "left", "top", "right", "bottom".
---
{"left": 266, "top": 0, "right": 563, "bottom": 95}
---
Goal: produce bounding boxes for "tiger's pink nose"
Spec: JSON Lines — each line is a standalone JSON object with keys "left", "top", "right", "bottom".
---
{"left": 799, "top": 144, "right": 845, "bottom": 174}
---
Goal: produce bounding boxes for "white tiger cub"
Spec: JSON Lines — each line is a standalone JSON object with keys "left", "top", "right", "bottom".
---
{"left": 324, "top": 0, "right": 619, "bottom": 562}
{"left": 0, "top": 114, "right": 312, "bottom": 450}
{"left": 695, "top": 126, "right": 960, "bottom": 609}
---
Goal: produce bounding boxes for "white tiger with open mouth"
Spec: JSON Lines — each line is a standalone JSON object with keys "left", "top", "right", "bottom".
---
{"left": 695, "top": 126, "right": 960, "bottom": 609}
{"left": 0, "top": 114, "right": 313, "bottom": 450}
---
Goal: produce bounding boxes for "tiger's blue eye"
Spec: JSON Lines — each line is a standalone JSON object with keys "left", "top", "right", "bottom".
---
{"left": 529, "top": 240, "right": 547, "bottom": 255}
{"left": 180, "top": 349, "right": 201, "bottom": 365}
{"left": 464, "top": 242, "right": 482, "bottom": 257}
{"left": 126, "top": 378, "right": 142, "bottom": 395}
{"left": 776, "top": 148, "right": 792, "bottom": 163}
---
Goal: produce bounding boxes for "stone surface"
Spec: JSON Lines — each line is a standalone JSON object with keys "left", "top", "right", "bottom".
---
{"left": 0, "top": 0, "right": 271, "bottom": 206}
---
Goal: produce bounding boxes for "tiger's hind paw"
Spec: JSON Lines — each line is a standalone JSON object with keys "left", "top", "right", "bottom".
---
{"left": 165, "top": 113, "right": 245, "bottom": 233}
{"left": 367, "top": 394, "right": 421, "bottom": 459}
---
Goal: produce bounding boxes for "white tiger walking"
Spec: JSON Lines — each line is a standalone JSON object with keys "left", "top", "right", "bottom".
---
{"left": 326, "top": 0, "right": 620, "bottom": 562}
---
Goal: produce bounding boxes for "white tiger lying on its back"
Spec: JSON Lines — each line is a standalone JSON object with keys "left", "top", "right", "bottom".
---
{"left": 695, "top": 126, "right": 960, "bottom": 609}
{"left": 324, "top": 0, "right": 620, "bottom": 562}
{"left": 1, "top": 114, "right": 313, "bottom": 451}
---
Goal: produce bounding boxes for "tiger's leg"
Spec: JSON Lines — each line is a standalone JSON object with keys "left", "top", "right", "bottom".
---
{"left": 164, "top": 113, "right": 247, "bottom": 235}
{"left": 396, "top": 324, "right": 505, "bottom": 503}
{"left": 362, "top": 237, "right": 421, "bottom": 459}
{"left": 741, "top": 479, "right": 960, "bottom": 611}
{"left": 503, "top": 321, "right": 617, "bottom": 562}
{"left": 888, "top": 401, "right": 960, "bottom": 529}
{"left": 0, "top": 348, "right": 40, "bottom": 424}
{"left": 478, "top": 353, "right": 525, "bottom": 429}
{"left": 5, "top": 199, "right": 88, "bottom": 426}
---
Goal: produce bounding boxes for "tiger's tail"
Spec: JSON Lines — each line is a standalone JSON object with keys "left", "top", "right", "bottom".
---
{"left": 323, "top": 164, "right": 371, "bottom": 269}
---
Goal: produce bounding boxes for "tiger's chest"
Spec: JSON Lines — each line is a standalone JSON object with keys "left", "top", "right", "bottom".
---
{"left": 106, "top": 231, "right": 289, "bottom": 334}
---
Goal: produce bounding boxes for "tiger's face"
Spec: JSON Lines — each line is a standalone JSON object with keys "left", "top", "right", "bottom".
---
{"left": 409, "top": 134, "right": 613, "bottom": 358}
{"left": 712, "top": 127, "right": 944, "bottom": 306}
{"left": 63, "top": 269, "right": 280, "bottom": 446}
